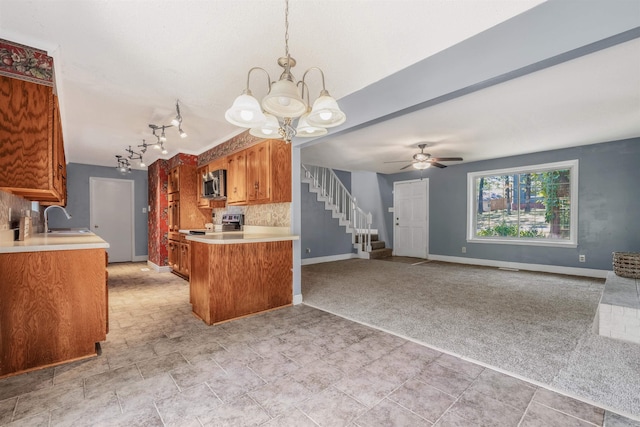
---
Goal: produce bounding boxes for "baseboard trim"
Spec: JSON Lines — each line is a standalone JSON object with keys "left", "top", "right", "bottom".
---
{"left": 133, "top": 255, "right": 148, "bottom": 262}
{"left": 301, "top": 253, "right": 358, "bottom": 265}
{"left": 146, "top": 260, "right": 172, "bottom": 273}
{"left": 293, "top": 294, "right": 303, "bottom": 305}
{"left": 428, "top": 254, "right": 608, "bottom": 278}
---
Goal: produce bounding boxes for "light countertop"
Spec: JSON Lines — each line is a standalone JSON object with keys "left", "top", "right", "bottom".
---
{"left": 183, "top": 226, "right": 299, "bottom": 245}
{"left": 0, "top": 231, "right": 109, "bottom": 254}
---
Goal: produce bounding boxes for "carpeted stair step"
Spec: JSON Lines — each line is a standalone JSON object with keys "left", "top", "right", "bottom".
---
{"left": 362, "top": 240, "right": 386, "bottom": 251}
{"left": 355, "top": 234, "right": 379, "bottom": 243}
{"left": 368, "top": 247, "right": 393, "bottom": 259}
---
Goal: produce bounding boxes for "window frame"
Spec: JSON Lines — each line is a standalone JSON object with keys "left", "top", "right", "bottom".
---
{"left": 466, "top": 160, "right": 579, "bottom": 248}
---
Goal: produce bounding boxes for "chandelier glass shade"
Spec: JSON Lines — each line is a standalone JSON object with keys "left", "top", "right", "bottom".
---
{"left": 224, "top": 0, "right": 345, "bottom": 143}
{"left": 295, "top": 110, "right": 328, "bottom": 137}
{"left": 306, "top": 93, "right": 346, "bottom": 128}
{"left": 225, "top": 92, "right": 267, "bottom": 128}
{"left": 249, "top": 113, "right": 282, "bottom": 138}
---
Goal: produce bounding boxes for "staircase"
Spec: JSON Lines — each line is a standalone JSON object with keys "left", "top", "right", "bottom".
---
{"left": 301, "top": 164, "right": 392, "bottom": 259}
{"left": 356, "top": 233, "right": 393, "bottom": 259}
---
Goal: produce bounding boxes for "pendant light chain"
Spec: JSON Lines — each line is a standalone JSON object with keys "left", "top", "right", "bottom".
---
{"left": 284, "top": 0, "right": 289, "bottom": 58}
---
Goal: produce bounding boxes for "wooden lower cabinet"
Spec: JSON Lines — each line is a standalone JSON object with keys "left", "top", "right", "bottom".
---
{"left": 0, "top": 249, "right": 107, "bottom": 378}
{"left": 169, "top": 233, "right": 190, "bottom": 280}
{"left": 190, "top": 241, "right": 293, "bottom": 325}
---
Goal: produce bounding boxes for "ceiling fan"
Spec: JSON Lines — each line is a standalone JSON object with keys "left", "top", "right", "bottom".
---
{"left": 385, "top": 144, "right": 463, "bottom": 170}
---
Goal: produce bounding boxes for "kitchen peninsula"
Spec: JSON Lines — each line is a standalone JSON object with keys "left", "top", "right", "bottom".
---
{"left": 0, "top": 232, "right": 109, "bottom": 378}
{"left": 186, "top": 226, "right": 298, "bottom": 325}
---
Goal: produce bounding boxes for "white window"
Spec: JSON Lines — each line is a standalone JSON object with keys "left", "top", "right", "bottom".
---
{"left": 467, "top": 160, "right": 578, "bottom": 247}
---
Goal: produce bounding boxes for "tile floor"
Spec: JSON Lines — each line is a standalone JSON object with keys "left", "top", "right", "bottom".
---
{"left": 0, "top": 262, "right": 637, "bottom": 426}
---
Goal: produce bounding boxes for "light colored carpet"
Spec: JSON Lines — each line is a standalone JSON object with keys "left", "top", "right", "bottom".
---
{"left": 301, "top": 259, "right": 640, "bottom": 418}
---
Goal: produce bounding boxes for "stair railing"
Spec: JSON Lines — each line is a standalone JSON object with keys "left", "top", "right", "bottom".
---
{"left": 301, "top": 164, "right": 372, "bottom": 251}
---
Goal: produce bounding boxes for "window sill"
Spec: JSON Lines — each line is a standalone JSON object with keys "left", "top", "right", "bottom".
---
{"left": 467, "top": 237, "right": 577, "bottom": 248}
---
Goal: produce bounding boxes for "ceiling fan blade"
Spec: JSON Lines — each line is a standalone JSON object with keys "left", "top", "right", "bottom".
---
{"left": 384, "top": 160, "right": 412, "bottom": 163}
{"left": 431, "top": 157, "right": 463, "bottom": 161}
{"left": 430, "top": 162, "right": 447, "bottom": 168}
{"left": 400, "top": 163, "right": 414, "bottom": 170}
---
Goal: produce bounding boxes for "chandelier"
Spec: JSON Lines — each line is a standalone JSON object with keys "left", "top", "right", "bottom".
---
{"left": 224, "top": 0, "right": 346, "bottom": 143}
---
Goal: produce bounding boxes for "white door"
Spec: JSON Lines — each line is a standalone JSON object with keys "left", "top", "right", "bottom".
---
{"left": 393, "top": 179, "right": 428, "bottom": 258}
{"left": 90, "top": 177, "right": 134, "bottom": 263}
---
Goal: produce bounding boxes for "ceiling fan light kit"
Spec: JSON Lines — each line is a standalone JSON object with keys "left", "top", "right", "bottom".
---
{"left": 224, "top": 0, "right": 346, "bottom": 143}
{"left": 386, "top": 143, "right": 464, "bottom": 171}
{"left": 413, "top": 161, "right": 430, "bottom": 170}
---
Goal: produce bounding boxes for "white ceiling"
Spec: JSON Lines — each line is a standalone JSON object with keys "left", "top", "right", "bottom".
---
{"left": 1, "top": 0, "right": 638, "bottom": 174}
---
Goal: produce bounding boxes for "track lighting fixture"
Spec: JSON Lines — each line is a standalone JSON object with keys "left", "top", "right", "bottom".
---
{"left": 125, "top": 144, "right": 146, "bottom": 168}
{"left": 170, "top": 100, "right": 183, "bottom": 127}
{"left": 148, "top": 100, "right": 188, "bottom": 150}
{"left": 110, "top": 101, "right": 185, "bottom": 167}
{"left": 115, "top": 155, "right": 131, "bottom": 174}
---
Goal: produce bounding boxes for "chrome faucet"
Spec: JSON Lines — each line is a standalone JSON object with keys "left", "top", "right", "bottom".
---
{"left": 44, "top": 205, "right": 72, "bottom": 233}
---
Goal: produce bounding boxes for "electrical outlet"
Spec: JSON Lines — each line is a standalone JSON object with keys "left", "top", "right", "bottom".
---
{"left": 579, "top": 254, "right": 586, "bottom": 263}
{"left": 306, "top": 248, "right": 311, "bottom": 254}
{"left": 461, "top": 246, "right": 466, "bottom": 254}
{"left": 142, "top": 207, "right": 147, "bottom": 213}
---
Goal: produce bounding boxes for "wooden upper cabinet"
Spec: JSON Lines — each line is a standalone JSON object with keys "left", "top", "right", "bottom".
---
{"left": 267, "top": 139, "right": 292, "bottom": 204}
{"left": 246, "top": 142, "right": 271, "bottom": 203}
{"left": 0, "top": 76, "right": 66, "bottom": 204}
{"left": 168, "top": 166, "right": 180, "bottom": 194}
{"left": 226, "top": 151, "right": 247, "bottom": 205}
{"left": 48, "top": 95, "right": 67, "bottom": 206}
{"left": 226, "top": 139, "right": 291, "bottom": 206}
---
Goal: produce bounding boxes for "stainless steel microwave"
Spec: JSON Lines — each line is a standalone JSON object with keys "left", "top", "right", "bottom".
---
{"left": 202, "top": 169, "right": 227, "bottom": 200}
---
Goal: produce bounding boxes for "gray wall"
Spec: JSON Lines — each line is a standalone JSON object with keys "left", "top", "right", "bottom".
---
{"left": 381, "top": 138, "right": 640, "bottom": 270}
{"left": 300, "top": 169, "right": 353, "bottom": 259}
{"left": 350, "top": 171, "right": 391, "bottom": 246}
{"left": 47, "top": 163, "right": 149, "bottom": 257}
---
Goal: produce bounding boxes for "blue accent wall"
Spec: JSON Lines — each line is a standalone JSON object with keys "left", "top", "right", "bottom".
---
{"left": 47, "top": 163, "right": 149, "bottom": 257}
{"left": 300, "top": 170, "right": 354, "bottom": 259}
{"left": 381, "top": 138, "right": 640, "bottom": 270}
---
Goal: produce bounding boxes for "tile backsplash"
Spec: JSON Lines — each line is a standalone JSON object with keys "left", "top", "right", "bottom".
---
{"left": 212, "top": 203, "right": 291, "bottom": 227}
{"left": 0, "top": 190, "right": 41, "bottom": 232}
